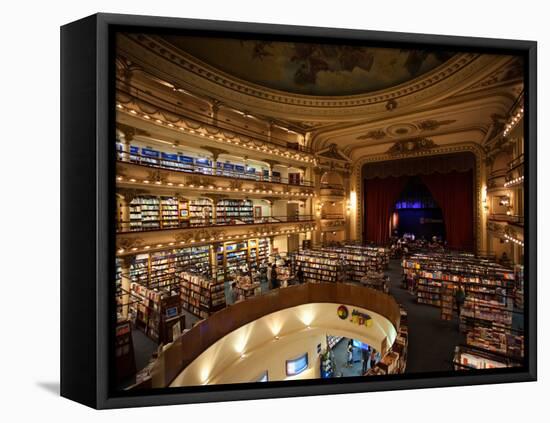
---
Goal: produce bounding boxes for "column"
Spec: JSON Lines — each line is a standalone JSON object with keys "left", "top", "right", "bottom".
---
{"left": 342, "top": 172, "right": 351, "bottom": 241}
{"left": 211, "top": 100, "right": 221, "bottom": 127}
{"left": 119, "top": 256, "right": 132, "bottom": 319}
{"left": 117, "top": 193, "right": 131, "bottom": 232}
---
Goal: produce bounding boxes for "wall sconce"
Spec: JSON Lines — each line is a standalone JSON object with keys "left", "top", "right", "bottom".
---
{"left": 499, "top": 196, "right": 510, "bottom": 207}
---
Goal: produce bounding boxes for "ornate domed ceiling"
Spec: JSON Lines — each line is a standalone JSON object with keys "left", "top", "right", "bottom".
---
{"left": 159, "top": 35, "right": 455, "bottom": 96}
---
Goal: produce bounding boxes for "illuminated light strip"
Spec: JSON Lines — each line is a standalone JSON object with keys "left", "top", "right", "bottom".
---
{"left": 503, "top": 107, "right": 524, "bottom": 137}
{"left": 504, "top": 175, "right": 525, "bottom": 187}
{"left": 120, "top": 107, "right": 314, "bottom": 162}
{"left": 115, "top": 225, "right": 315, "bottom": 256}
{"left": 504, "top": 233, "right": 524, "bottom": 247}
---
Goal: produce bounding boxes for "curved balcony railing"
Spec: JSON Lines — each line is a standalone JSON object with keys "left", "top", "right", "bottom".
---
{"left": 116, "top": 151, "right": 313, "bottom": 187}
{"left": 488, "top": 213, "right": 524, "bottom": 226}
{"left": 117, "top": 83, "right": 313, "bottom": 155}
{"left": 508, "top": 154, "right": 524, "bottom": 171}
{"left": 321, "top": 214, "right": 345, "bottom": 220}
{"left": 117, "top": 215, "right": 315, "bottom": 233}
{"left": 319, "top": 184, "right": 345, "bottom": 197}
{"left": 139, "top": 282, "right": 401, "bottom": 389}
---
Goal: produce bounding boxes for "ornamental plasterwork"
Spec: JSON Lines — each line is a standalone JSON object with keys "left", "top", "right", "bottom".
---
{"left": 386, "top": 138, "right": 437, "bottom": 155}
{"left": 351, "top": 142, "right": 485, "bottom": 254}
{"left": 356, "top": 130, "right": 386, "bottom": 140}
{"left": 118, "top": 34, "right": 506, "bottom": 120}
{"left": 416, "top": 119, "right": 457, "bottom": 132}
{"left": 117, "top": 237, "right": 146, "bottom": 250}
{"left": 462, "top": 56, "right": 524, "bottom": 94}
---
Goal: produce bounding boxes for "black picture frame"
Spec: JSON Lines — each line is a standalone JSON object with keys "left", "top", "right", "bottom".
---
{"left": 60, "top": 12, "right": 537, "bottom": 409}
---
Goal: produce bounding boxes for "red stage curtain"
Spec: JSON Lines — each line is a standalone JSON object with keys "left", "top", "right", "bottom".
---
{"left": 421, "top": 171, "right": 474, "bottom": 251}
{"left": 364, "top": 176, "right": 408, "bottom": 245}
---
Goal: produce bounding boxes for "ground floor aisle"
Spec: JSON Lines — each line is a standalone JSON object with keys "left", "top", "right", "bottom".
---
{"left": 385, "top": 258, "right": 465, "bottom": 373}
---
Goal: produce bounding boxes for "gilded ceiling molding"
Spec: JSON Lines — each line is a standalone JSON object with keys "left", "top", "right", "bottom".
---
{"left": 117, "top": 34, "right": 506, "bottom": 121}
{"left": 351, "top": 142, "right": 485, "bottom": 254}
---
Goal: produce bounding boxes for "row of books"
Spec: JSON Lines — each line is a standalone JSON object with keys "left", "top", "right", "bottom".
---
{"left": 180, "top": 271, "right": 226, "bottom": 318}
{"left": 291, "top": 252, "right": 343, "bottom": 283}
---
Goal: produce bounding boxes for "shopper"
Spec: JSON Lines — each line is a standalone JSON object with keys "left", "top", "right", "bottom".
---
{"left": 230, "top": 282, "right": 239, "bottom": 304}
{"left": 267, "top": 264, "right": 273, "bottom": 289}
{"left": 361, "top": 346, "right": 369, "bottom": 374}
{"left": 271, "top": 264, "right": 279, "bottom": 289}
{"left": 455, "top": 283, "right": 466, "bottom": 316}
{"left": 370, "top": 349, "right": 377, "bottom": 370}
{"left": 346, "top": 340, "right": 353, "bottom": 368}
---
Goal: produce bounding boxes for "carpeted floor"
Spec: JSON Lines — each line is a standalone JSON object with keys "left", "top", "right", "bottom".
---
{"left": 385, "top": 258, "right": 465, "bottom": 373}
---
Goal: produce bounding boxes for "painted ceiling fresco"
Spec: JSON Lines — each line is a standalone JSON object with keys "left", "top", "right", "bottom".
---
{"left": 160, "top": 35, "right": 455, "bottom": 96}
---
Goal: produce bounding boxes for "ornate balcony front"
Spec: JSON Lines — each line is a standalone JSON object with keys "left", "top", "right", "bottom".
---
{"left": 116, "top": 158, "right": 315, "bottom": 199}
{"left": 116, "top": 215, "right": 316, "bottom": 256}
{"left": 319, "top": 183, "right": 345, "bottom": 199}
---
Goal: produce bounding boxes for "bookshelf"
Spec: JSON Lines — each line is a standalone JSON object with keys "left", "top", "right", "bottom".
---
{"left": 514, "top": 264, "right": 524, "bottom": 310}
{"left": 216, "top": 199, "right": 253, "bottom": 224}
{"left": 129, "top": 282, "right": 185, "bottom": 344}
{"left": 160, "top": 197, "right": 179, "bottom": 229}
{"left": 180, "top": 271, "right": 226, "bottom": 319}
{"left": 440, "top": 282, "right": 454, "bottom": 320}
{"left": 189, "top": 198, "right": 213, "bottom": 227}
{"left": 465, "top": 326, "right": 524, "bottom": 360}
{"left": 366, "top": 306, "right": 408, "bottom": 376}
{"left": 321, "top": 245, "right": 388, "bottom": 281}
{"left": 402, "top": 254, "right": 515, "bottom": 311}
{"left": 453, "top": 345, "right": 521, "bottom": 370}
{"left": 115, "top": 320, "right": 136, "bottom": 383}
{"left": 291, "top": 251, "right": 343, "bottom": 283}
{"left": 215, "top": 238, "right": 270, "bottom": 283}
{"left": 178, "top": 198, "right": 190, "bottom": 227}
{"left": 320, "top": 350, "right": 334, "bottom": 378}
{"left": 128, "top": 246, "right": 211, "bottom": 289}
{"left": 129, "top": 196, "right": 160, "bottom": 231}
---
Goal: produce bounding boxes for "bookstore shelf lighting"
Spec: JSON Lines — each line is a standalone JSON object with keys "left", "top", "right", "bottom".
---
{"left": 59, "top": 15, "right": 536, "bottom": 408}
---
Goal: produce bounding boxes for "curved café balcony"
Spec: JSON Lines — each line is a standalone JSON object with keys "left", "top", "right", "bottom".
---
{"left": 134, "top": 282, "right": 401, "bottom": 389}
{"left": 116, "top": 151, "right": 314, "bottom": 189}
{"left": 319, "top": 183, "right": 345, "bottom": 198}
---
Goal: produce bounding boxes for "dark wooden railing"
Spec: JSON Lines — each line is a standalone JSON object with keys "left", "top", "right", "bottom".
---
{"left": 145, "top": 283, "right": 401, "bottom": 389}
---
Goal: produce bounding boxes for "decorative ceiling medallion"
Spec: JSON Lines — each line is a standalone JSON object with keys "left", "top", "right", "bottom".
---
{"left": 386, "top": 123, "right": 418, "bottom": 137}
{"left": 416, "top": 119, "right": 457, "bottom": 132}
{"left": 386, "top": 138, "right": 437, "bottom": 155}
